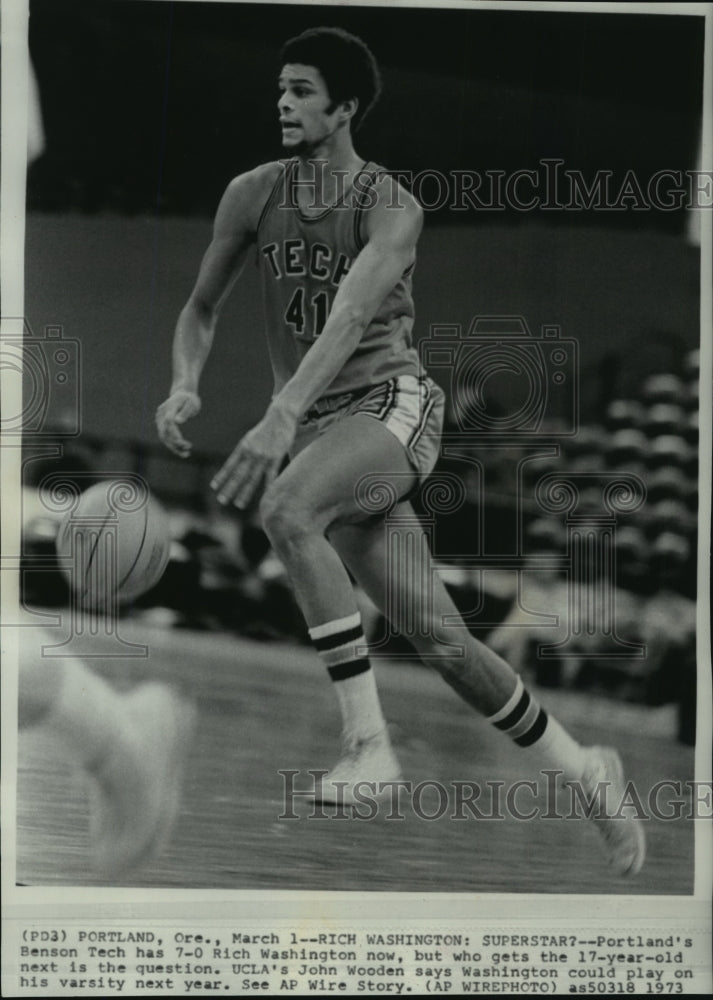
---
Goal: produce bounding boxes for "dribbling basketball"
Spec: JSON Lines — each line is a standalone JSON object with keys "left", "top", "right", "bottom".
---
{"left": 55, "top": 479, "right": 171, "bottom": 606}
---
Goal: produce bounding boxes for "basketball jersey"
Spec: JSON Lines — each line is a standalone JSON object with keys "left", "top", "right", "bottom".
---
{"left": 255, "top": 158, "right": 422, "bottom": 400}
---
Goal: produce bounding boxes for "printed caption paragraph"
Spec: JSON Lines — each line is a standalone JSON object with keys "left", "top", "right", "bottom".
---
{"left": 4, "top": 923, "right": 711, "bottom": 995}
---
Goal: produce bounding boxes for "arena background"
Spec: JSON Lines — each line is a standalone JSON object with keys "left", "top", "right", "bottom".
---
{"left": 16, "top": 1, "right": 705, "bottom": 893}
{"left": 25, "top": 1, "right": 703, "bottom": 450}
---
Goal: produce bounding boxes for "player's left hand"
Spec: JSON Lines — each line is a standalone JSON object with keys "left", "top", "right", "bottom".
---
{"left": 210, "top": 404, "right": 298, "bottom": 509}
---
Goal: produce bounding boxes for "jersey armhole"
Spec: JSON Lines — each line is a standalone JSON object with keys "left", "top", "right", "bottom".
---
{"left": 354, "top": 169, "right": 417, "bottom": 279}
{"left": 255, "top": 160, "right": 294, "bottom": 242}
{"left": 352, "top": 163, "right": 382, "bottom": 253}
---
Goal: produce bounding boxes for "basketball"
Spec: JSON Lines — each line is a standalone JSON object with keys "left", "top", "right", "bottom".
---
{"left": 55, "top": 479, "right": 171, "bottom": 606}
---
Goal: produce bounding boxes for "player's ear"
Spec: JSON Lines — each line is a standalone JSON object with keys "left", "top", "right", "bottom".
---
{"left": 340, "top": 97, "right": 359, "bottom": 125}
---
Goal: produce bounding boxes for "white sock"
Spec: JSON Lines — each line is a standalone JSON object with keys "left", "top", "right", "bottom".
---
{"left": 309, "top": 612, "right": 387, "bottom": 744}
{"left": 486, "top": 676, "right": 587, "bottom": 782}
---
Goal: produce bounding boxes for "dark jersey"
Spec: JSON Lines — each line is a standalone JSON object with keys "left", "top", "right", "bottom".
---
{"left": 255, "top": 158, "right": 422, "bottom": 399}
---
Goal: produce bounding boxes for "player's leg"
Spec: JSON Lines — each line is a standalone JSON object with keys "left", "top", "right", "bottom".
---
{"left": 261, "top": 413, "right": 416, "bottom": 622}
{"left": 330, "top": 512, "right": 646, "bottom": 876}
{"left": 259, "top": 412, "right": 418, "bottom": 787}
{"left": 18, "top": 631, "right": 195, "bottom": 876}
{"left": 330, "top": 507, "right": 579, "bottom": 741}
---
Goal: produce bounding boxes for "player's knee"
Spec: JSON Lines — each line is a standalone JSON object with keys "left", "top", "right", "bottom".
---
{"left": 260, "top": 482, "right": 313, "bottom": 549}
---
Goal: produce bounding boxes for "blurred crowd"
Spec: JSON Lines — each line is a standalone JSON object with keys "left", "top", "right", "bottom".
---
{"left": 457, "top": 349, "right": 700, "bottom": 744}
{"left": 20, "top": 350, "right": 700, "bottom": 743}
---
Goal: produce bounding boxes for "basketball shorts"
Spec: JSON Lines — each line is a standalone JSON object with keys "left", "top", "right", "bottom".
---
{"left": 292, "top": 374, "right": 445, "bottom": 483}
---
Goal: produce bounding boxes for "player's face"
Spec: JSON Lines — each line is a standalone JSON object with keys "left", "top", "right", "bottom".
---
{"left": 277, "top": 64, "right": 341, "bottom": 151}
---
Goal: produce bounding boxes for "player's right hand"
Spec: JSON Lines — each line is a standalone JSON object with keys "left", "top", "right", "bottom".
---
{"left": 156, "top": 390, "right": 201, "bottom": 458}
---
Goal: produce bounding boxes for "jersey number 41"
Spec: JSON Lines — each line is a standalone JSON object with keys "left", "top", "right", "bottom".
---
{"left": 285, "top": 287, "right": 331, "bottom": 339}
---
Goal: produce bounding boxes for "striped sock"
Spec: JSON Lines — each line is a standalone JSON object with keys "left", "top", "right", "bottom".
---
{"left": 487, "top": 677, "right": 587, "bottom": 781}
{"left": 309, "top": 612, "right": 386, "bottom": 742}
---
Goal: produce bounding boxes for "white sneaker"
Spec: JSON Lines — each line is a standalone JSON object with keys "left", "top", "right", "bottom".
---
{"left": 87, "top": 683, "right": 196, "bottom": 877}
{"left": 313, "top": 730, "right": 403, "bottom": 806}
{"left": 579, "top": 745, "right": 646, "bottom": 876}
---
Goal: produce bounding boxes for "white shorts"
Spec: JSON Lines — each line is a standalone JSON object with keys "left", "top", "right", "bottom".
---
{"left": 292, "top": 374, "right": 445, "bottom": 483}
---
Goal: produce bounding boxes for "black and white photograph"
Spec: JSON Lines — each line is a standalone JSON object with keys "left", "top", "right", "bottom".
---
{"left": 1, "top": 0, "right": 711, "bottom": 995}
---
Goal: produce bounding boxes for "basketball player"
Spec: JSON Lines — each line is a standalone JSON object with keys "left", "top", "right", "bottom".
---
{"left": 18, "top": 632, "right": 195, "bottom": 877}
{"left": 15, "top": 66, "right": 195, "bottom": 878}
{"left": 156, "top": 27, "right": 644, "bottom": 875}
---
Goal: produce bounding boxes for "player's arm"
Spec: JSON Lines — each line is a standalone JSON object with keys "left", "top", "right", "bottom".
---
{"left": 156, "top": 168, "right": 268, "bottom": 457}
{"left": 211, "top": 179, "right": 423, "bottom": 507}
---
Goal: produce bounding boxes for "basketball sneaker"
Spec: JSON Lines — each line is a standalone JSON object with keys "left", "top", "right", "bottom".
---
{"left": 580, "top": 745, "right": 646, "bottom": 876}
{"left": 87, "top": 682, "right": 196, "bottom": 876}
{"left": 312, "top": 729, "right": 403, "bottom": 806}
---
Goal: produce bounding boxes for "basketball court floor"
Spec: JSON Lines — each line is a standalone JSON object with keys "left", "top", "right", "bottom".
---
{"left": 14, "top": 616, "right": 696, "bottom": 894}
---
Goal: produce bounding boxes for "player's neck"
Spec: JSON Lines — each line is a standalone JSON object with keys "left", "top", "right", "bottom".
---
{"left": 294, "top": 132, "right": 364, "bottom": 208}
